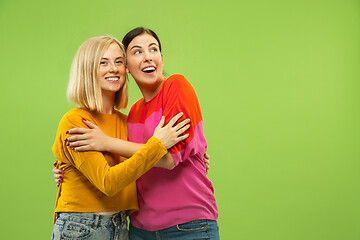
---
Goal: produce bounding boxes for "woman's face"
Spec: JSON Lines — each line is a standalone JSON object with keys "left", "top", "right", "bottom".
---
{"left": 98, "top": 43, "right": 126, "bottom": 95}
{"left": 126, "top": 33, "right": 164, "bottom": 89}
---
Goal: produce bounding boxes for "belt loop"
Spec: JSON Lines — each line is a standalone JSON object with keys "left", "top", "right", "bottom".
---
{"left": 112, "top": 213, "right": 120, "bottom": 240}
{"left": 112, "top": 212, "right": 119, "bottom": 227}
{"left": 121, "top": 211, "right": 127, "bottom": 227}
{"left": 93, "top": 214, "right": 100, "bottom": 230}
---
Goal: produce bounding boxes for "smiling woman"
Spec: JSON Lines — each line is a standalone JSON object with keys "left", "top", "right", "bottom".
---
{"left": 50, "top": 35, "right": 192, "bottom": 240}
{"left": 97, "top": 43, "right": 127, "bottom": 113}
{"left": 55, "top": 28, "right": 219, "bottom": 240}
{"left": 122, "top": 28, "right": 219, "bottom": 239}
{"left": 125, "top": 32, "right": 165, "bottom": 101}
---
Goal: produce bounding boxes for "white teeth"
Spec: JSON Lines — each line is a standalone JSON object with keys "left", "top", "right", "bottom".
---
{"left": 106, "top": 77, "right": 119, "bottom": 81}
{"left": 143, "top": 67, "right": 155, "bottom": 71}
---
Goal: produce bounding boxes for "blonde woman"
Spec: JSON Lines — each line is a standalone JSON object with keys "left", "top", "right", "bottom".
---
{"left": 54, "top": 28, "right": 218, "bottom": 239}
{"left": 51, "top": 35, "right": 190, "bottom": 240}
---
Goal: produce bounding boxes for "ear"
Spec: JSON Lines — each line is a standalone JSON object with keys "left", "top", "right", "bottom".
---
{"left": 126, "top": 67, "right": 130, "bottom": 74}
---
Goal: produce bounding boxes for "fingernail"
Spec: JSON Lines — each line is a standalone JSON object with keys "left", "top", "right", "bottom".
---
{"left": 72, "top": 148, "right": 75, "bottom": 150}
{"left": 65, "top": 131, "right": 69, "bottom": 134}
{"left": 64, "top": 138, "right": 68, "bottom": 142}
{"left": 59, "top": 171, "right": 62, "bottom": 174}
{"left": 53, "top": 162, "right": 57, "bottom": 167}
{"left": 66, "top": 143, "right": 70, "bottom": 146}
{"left": 59, "top": 175, "right": 63, "bottom": 179}
{"left": 82, "top": 118, "right": 86, "bottom": 121}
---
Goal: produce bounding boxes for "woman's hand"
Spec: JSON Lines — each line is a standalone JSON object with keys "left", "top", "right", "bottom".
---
{"left": 153, "top": 112, "right": 190, "bottom": 149}
{"left": 65, "top": 119, "right": 110, "bottom": 152}
{"left": 53, "top": 161, "right": 63, "bottom": 187}
{"left": 204, "top": 153, "right": 210, "bottom": 173}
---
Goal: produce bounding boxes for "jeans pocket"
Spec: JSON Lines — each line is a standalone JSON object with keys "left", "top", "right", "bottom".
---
{"left": 176, "top": 220, "right": 208, "bottom": 232}
{"left": 51, "top": 219, "right": 65, "bottom": 240}
{"left": 62, "top": 221, "right": 93, "bottom": 239}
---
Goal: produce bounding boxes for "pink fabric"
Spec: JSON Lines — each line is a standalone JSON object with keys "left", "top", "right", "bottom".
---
{"left": 127, "top": 75, "right": 218, "bottom": 231}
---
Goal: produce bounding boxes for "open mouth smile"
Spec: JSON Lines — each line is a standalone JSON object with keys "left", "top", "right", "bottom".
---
{"left": 142, "top": 66, "right": 156, "bottom": 73}
{"left": 105, "top": 76, "right": 120, "bottom": 81}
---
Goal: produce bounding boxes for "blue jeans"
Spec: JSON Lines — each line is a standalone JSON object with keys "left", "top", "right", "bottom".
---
{"left": 129, "top": 219, "right": 219, "bottom": 240}
{"left": 51, "top": 212, "right": 129, "bottom": 240}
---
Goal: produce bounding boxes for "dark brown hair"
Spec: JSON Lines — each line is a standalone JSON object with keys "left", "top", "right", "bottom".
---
{"left": 122, "top": 27, "right": 162, "bottom": 52}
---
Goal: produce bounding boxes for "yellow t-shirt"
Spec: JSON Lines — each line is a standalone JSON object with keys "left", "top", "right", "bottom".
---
{"left": 52, "top": 108, "right": 167, "bottom": 223}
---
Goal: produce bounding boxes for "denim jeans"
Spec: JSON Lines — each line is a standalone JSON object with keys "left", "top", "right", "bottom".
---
{"left": 51, "top": 212, "right": 128, "bottom": 240}
{"left": 129, "top": 219, "right": 219, "bottom": 240}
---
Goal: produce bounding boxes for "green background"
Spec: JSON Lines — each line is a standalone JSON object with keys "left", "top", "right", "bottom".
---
{"left": 0, "top": 0, "right": 359, "bottom": 239}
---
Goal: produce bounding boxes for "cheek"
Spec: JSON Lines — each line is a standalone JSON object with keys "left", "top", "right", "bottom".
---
{"left": 98, "top": 67, "right": 106, "bottom": 76}
{"left": 126, "top": 57, "right": 139, "bottom": 71}
{"left": 119, "top": 66, "right": 127, "bottom": 74}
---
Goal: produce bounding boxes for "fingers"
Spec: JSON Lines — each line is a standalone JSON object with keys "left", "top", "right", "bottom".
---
{"left": 53, "top": 168, "right": 63, "bottom": 186}
{"left": 204, "top": 156, "right": 210, "bottom": 173}
{"left": 177, "top": 133, "right": 189, "bottom": 142}
{"left": 166, "top": 112, "right": 184, "bottom": 127}
{"left": 54, "top": 174, "right": 63, "bottom": 183}
{"left": 66, "top": 140, "right": 89, "bottom": 148}
{"left": 65, "top": 134, "right": 89, "bottom": 143}
{"left": 53, "top": 167, "right": 62, "bottom": 174}
{"left": 70, "top": 146, "right": 91, "bottom": 152}
{"left": 175, "top": 124, "right": 190, "bottom": 136}
{"left": 66, "top": 127, "right": 90, "bottom": 135}
{"left": 174, "top": 118, "right": 191, "bottom": 131}
{"left": 82, "top": 119, "right": 99, "bottom": 129}
{"left": 155, "top": 116, "right": 165, "bottom": 130}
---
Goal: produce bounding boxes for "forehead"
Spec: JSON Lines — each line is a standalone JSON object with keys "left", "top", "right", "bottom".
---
{"left": 102, "top": 43, "right": 124, "bottom": 57}
{"left": 128, "top": 33, "right": 159, "bottom": 48}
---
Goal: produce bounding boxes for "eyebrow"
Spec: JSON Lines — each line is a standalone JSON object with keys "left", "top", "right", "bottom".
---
{"left": 129, "top": 42, "right": 159, "bottom": 51}
{"left": 149, "top": 43, "right": 159, "bottom": 48}
{"left": 100, "top": 56, "right": 124, "bottom": 60}
{"left": 129, "top": 45, "right": 141, "bottom": 51}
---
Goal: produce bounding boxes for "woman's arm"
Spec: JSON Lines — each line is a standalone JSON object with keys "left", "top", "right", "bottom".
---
{"left": 53, "top": 113, "right": 188, "bottom": 196}
{"left": 69, "top": 136, "right": 168, "bottom": 197}
{"left": 53, "top": 153, "right": 210, "bottom": 186}
{"left": 161, "top": 75, "right": 208, "bottom": 167}
{"left": 65, "top": 113, "right": 189, "bottom": 168}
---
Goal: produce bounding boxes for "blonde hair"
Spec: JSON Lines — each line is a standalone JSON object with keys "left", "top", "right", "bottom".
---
{"left": 67, "top": 36, "right": 128, "bottom": 112}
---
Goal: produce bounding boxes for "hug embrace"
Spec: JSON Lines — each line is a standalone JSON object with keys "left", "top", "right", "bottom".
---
{"left": 51, "top": 27, "right": 219, "bottom": 240}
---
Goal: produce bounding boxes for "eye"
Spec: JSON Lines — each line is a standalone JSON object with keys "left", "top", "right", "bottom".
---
{"left": 116, "top": 60, "right": 123, "bottom": 65}
{"left": 150, "top": 48, "right": 158, "bottom": 52}
{"left": 100, "top": 61, "right": 107, "bottom": 65}
{"left": 134, "top": 50, "right": 141, "bottom": 55}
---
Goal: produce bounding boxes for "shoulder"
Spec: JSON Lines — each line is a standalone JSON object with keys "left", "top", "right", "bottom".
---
{"left": 58, "top": 108, "right": 93, "bottom": 128}
{"left": 165, "top": 74, "right": 196, "bottom": 96}
{"left": 129, "top": 98, "right": 144, "bottom": 114}
{"left": 164, "top": 74, "right": 193, "bottom": 92}
{"left": 114, "top": 110, "right": 128, "bottom": 122}
{"left": 166, "top": 74, "right": 189, "bottom": 85}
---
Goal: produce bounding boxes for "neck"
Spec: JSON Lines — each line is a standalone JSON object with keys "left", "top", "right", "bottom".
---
{"left": 101, "top": 92, "right": 116, "bottom": 114}
{"left": 139, "top": 76, "right": 166, "bottom": 102}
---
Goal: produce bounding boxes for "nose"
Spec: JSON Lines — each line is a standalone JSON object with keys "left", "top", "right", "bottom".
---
{"left": 109, "top": 63, "right": 118, "bottom": 73}
{"left": 143, "top": 51, "right": 152, "bottom": 62}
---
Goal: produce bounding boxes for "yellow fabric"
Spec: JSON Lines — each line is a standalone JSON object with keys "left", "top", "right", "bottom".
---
{"left": 52, "top": 108, "right": 167, "bottom": 223}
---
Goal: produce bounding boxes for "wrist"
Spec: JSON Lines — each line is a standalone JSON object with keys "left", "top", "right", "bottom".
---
{"left": 103, "top": 136, "right": 113, "bottom": 152}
